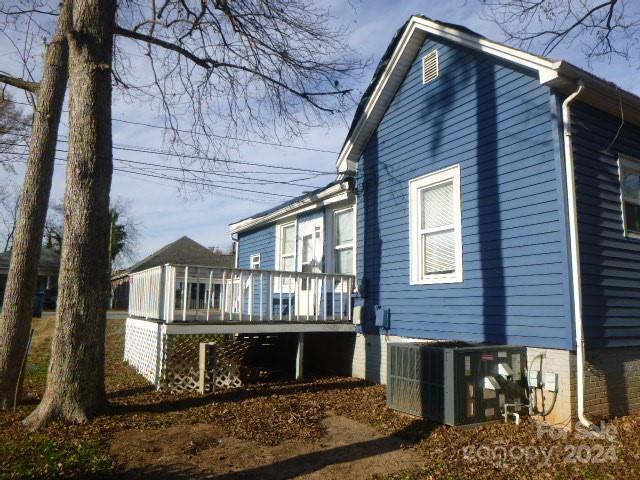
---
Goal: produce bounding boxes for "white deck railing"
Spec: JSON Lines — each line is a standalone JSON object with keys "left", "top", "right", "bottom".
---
{"left": 128, "top": 263, "right": 355, "bottom": 323}
{"left": 128, "top": 265, "right": 164, "bottom": 319}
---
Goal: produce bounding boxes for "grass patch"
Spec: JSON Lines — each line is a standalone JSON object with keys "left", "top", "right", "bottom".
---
{"left": 24, "top": 362, "right": 48, "bottom": 384}
{"left": 0, "top": 434, "right": 114, "bottom": 480}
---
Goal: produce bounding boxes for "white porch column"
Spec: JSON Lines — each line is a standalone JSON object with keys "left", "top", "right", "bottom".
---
{"left": 295, "top": 332, "right": 304, "bottom": 380}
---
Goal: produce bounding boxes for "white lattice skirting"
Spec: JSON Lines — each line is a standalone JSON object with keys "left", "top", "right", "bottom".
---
{"left": 124, "top": 318, "right": 164, "bottom": 385}
{"left": 124, "top": 318, "right": 249, "bottom": 391}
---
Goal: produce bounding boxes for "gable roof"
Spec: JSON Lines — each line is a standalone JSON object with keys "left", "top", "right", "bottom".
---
{"left": 115, "top": 236, "right": 234, "bottom": 278}
{"left": 0, "top": 247, "right": 60, "bottom": 273}
{"left": 337, "top": 14, "right": 640, "bottom": 172}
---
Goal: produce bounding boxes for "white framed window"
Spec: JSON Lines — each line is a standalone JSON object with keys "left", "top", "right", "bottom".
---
{"left": 250, "top": 253, "right": 261, "bottom": 269}
{"left": 276, "top": 221, "right": 296, "bottom": 271}
{"left": 619, "top": 155, "right": 640, "bottom": 239}
{"left": 331, "top": 207, "right": 355, "bottom": 274}
{"left": 409, "top": 164, "right": 463, "bottom": 284}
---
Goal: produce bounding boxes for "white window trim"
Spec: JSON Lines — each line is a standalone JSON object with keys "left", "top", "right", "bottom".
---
{"left": 618, "top": 154, "right": 640, "bottom": 240}
{"left": 250, "top": 253, "right": 261, "bottom": 270}
{"left": 326, "top": 205, "right": 356, "bottom": 275}
{"left": 409, "top": 164, "right": 463, "bottom": 285}
{"left": 275, "top": 220, "right": 297, "bottom": 271}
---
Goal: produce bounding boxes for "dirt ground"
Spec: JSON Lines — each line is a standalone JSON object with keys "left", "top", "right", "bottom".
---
{"left": 110, "top": 413, "right": 422, "bottom": 479}
{"left": 2, "top": 317, "right": 640, "bottom": 480}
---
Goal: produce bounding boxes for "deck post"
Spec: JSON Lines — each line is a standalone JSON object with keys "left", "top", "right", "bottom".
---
{"left": 183, "top": 266, "right": 189, "bottom": 322}
{"left": 195, "top": 267, "right": 200, "bottom": 320}
{"left": 295, "top": 332, "right": 304, "bottom": 380}
{"left": 221, "top": 270, "right": 227, "bottom": 321}
{"left": 206, "top": 270, "right": 213, "bottom": 322}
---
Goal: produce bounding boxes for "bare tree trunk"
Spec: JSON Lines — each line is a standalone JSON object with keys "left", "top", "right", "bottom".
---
{"left": 23, "top": 0, "right": 115, "bottom": 429}
{"left": 0, "top": 1, "right": 71, "bottom": 410}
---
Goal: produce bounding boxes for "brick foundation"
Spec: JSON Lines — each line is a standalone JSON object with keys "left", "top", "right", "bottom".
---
{"left": 585, "top": 347, "right": 640, "bottom": 418}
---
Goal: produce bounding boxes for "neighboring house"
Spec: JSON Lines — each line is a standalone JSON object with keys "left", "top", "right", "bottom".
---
{"left": 111, "top": 236, "right": 234, "bottom": 309}
{"left": 0, "top": 247, "right": 60, "bottom": 309}
{"left": 228, "top": 16, "right": 640, "bottom": 424}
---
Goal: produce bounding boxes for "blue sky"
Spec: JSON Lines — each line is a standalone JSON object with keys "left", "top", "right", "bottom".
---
{"left": 3, "top": 0, "right": 639, "bottom": 264}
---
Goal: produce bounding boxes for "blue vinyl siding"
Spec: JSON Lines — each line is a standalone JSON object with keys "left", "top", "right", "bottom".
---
{"left": 237, "top": 224, "right": 276, "bottom": 270}
{"left": 238, "top": 224, "right": 276, "bottom": 317}
{"left": 571, "top": 101, "right": 640, "bottom": 347}
{"left": 356, "top": 36, "right": 573, "bottom": 349}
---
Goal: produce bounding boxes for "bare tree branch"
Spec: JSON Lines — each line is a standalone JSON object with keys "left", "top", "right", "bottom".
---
{"left": 0, "top": 73, "right": 39, "bottom": 93}
{"left": 0, "top": 182, "right": 20, "bottom": 252}
{"left": 481, "top": 0, "right": 639, "bottom": 64}
{"left": 115, "top": 24, "right": 353, "bottom": 112}
{"left": 115, "top": 25, "right": 211, "bottom": 68}
{"left": 113, "top": 0, "right": 365, "bottom": 168}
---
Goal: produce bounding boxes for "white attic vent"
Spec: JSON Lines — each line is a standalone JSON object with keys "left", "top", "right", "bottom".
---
{"left": 422, "top": 49, "right": 439, "bottom": 85}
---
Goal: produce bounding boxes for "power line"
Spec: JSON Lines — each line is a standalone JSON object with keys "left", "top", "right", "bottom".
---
{"left": 112, "top": 157, "right": 321, "bottom": 188}
{"left": 7, "top": 152, "right": 297, "bottom": 199}
{"left": 3, "top": 97, "right": 341, "bottom": 155}
{"left": 0, "top": 129, "right": 336, "bottom": 175}
{"left": 111, "top": 117, "right": 339, "bottom": 154}
{"left": 11, "top": 156, "right": 281, "bottom": 205}
{"left": 28, "top": 129, "right": 324, "bottom": 175}
{"left": 112, "top": 166, "right": 294, "bottom": 199}
{"left": 1, "top": 141, "right": 326, "bottom": 189}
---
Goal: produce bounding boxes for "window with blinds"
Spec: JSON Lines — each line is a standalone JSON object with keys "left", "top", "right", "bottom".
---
{"left": 409, "top": 165, "right": 463, "bottom": 284}
{"left": 619, "top": 156, "right": 640, "bottom": 238}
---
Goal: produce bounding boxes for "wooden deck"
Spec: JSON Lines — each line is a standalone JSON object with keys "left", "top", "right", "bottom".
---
{"left": 128, "top": 316, "right": 356, "bottom": 335}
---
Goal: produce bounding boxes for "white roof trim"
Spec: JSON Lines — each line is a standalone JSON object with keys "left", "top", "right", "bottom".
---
{"left": 411, "top": 16, "right": 559, "bottom": 76}
{"left": 336, "top": 16, "right": 561, "bottom": 173}
{"left": 229, "top": 182, "right": 353, "bottom": 234}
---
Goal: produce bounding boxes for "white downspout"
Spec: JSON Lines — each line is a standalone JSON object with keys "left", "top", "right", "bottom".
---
{"left": 229, "top": 233, "right": 239, "bottom": 268}
{"left": 561, "top": 81, "right": 593, "bottom": 429}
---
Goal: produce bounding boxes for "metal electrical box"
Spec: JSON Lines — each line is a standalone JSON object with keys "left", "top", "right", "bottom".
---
{"left": 374, "top": 306, "right": 390, "bottom": 329}
{"left": 387, "top": 342, "right": 527, "bottom": 426}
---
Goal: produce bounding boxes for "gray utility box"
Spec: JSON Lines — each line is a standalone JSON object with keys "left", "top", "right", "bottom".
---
{"left": 387, "top": 342, "right": 527, "bottom": 426}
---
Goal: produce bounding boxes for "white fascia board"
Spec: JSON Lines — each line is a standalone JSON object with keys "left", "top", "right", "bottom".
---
{"left": 229, "top": 182, "right": 352, "bottom": 235}
{"left": 410, "top": 16, "right": 558, "bottom": 79}
{"left": 336, "top": 16, "right": 560, "bottom": 173}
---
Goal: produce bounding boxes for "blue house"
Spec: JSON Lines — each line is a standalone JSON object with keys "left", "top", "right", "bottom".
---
{"left": 229, "top": 16, "right": 640, "bottom": 426}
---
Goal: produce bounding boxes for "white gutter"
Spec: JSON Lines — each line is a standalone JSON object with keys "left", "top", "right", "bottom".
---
{"left": 229, "top": 181, "right": 351, "bottom": 234}
{"left": 561, "top": 81, "right": 593, "bottom": 430}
